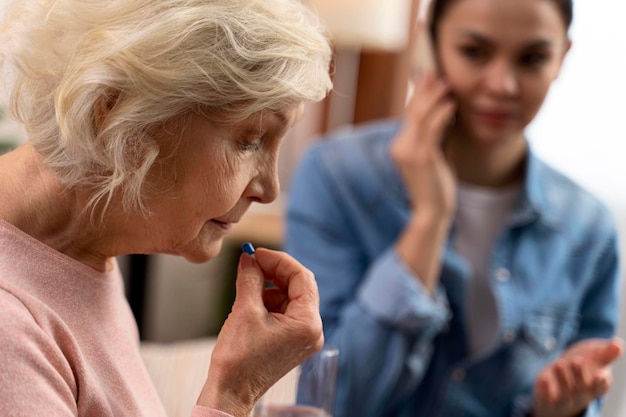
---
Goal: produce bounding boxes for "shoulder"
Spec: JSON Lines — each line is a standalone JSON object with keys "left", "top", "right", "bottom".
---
{"left": 0, "top": 280, "right": 75, "bottom": 356}
{"left": 0, "top": 283, "right": 40, "bottom": 328}
{"left": 531, "top": 154, "right": 617, "bottom": 243}
{"left": 0, "top": 281, "right": 77, "bottom": 372}
{"left": 0, "top": 283, "right": 59, "bottom": 348}
{"left": 294, "top": 119, "right": 404, "bottom": 194}
{"left": 305, "top": 119, "right": 401, "bottom": 163}
{"left": 0, "top": 285, "right": 78, "bottom": 413}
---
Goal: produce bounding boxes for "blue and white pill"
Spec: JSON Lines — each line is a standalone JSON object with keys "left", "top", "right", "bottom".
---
{"left": 241, "top": 242, "right": 255, "bottom": 255}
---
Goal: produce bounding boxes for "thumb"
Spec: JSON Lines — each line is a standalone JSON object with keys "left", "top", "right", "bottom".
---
{"left": 234, "top": 253, "right": 265, "bottom": 305}
{"left": 601, "top": 338, "right": 625, "bottom": 363}
{"left": 590, "top": 338, "right": 625, "bottom": 367}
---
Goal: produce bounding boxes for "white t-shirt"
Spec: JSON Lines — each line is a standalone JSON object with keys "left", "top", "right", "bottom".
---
{"left": 454, "top": 183, "right": 521, "bottom": 357}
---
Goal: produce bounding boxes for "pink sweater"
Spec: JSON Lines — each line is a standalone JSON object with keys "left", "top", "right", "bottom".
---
{"left": 0, "top": 219, "right": 231, "bottom": 417}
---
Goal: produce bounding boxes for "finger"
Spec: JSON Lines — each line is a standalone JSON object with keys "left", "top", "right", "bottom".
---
{"left": 262, "top": 287, "right": 289, "bottom": 313}
{"left": 254, "top": 249, "right": 315, "bottom": 294}
{"left": 234, "top": 253, "right": 265, "bottom": 306}
{"left": 599, "top": 338, "right": 625, "bottom": 364}
{"left": 571, "top": 357, "right": 590, "bottom": 394}
{"left": 535, "top": 373, "right": 557, "bottom": 406}
{"left": 404, "top": 76, "right": 452, "bottom": 133}
{"left": 575, "top": 338, "right": 625, "bottom": 367}
{"left": 423, "top": 100, "right": 457, "bottom": 147}
{"left": 412, "top": 68, "right": 436, "bottom": 87}
{"left": 253, "top": 248, "right": 320, "bottom": 316}
{"left": 591, "top": 373, "right": 611, "bottom": 397}
{"left": 568, "top": 358, "right": 599, "bottom": 412}
{"left": 411, "top": 70, "right": 437, "bottom": 98}
{"left": 553, "top": 360, "right": 575, "bottom": 404}
{"left": 408, "top": 82, "right": 451, "bottom": 125}
{"left": 554, "top": 360, "right": 572, "bottom": 391}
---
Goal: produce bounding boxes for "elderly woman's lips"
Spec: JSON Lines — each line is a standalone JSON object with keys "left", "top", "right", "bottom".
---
{"left": 210, "top": 219, "right": 232, "bottom": 230}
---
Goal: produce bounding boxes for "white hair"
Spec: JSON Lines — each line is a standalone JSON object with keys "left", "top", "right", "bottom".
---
{"left": 0, "top": 0, "right": 332, "bottom": 215}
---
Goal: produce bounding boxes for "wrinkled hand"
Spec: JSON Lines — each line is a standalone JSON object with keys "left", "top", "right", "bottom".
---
{"left": 532, "top": 338, "right": 624, "bottom": 417}
{"left": 198, "top": 248, "right": 323, "bottom": 417}
{"left": 389, "top": 71, "right": 457, "bottom": 221}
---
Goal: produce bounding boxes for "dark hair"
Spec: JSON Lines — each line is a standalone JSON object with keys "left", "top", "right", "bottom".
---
{"left": 428, "top": 0, "right": 573, "bottom": 41}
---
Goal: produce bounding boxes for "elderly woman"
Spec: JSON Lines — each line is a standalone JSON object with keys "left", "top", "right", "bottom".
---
{"left": 0, "top": 1, "right": 332, "bottom": 416}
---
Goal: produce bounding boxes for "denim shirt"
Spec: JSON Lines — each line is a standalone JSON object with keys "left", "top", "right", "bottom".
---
{"left": 285, "top": 120, "right": 621, "bottom": 417}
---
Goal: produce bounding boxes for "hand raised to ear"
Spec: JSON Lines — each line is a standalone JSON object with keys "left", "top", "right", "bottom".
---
{"left": 390, "top": 71, "right": 457, "bottom": 219}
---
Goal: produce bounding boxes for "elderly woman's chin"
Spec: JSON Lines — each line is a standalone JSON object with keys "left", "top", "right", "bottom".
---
{"left": 175, "top": 236, "right": 226, "bottom": 264}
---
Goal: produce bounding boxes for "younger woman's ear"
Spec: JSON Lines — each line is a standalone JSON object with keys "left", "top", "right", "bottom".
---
{"left": 553, "top": 39, "right": 573, "bottom": 80}
{"left": 563, "top": 39, "right": 572, "bottom": 57}
{"left": 560, "top": 39, "right": 572, "bottom": 64}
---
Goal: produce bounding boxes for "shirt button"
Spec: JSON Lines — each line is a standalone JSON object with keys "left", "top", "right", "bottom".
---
{"left": 544, "top": 336, "right": 557, "bottom": 351}
{"left": 451, "top": 368, "right": 466, "bottom": 381}
{"left": 495, "top": 268, "right": 511, "bottom": 282}
{"left": 503, "top": 331, "right": 516, "bottom": 343}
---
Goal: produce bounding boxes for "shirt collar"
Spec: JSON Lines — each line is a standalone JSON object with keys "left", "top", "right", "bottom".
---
{"left": 387, "top": 123, "right": 564, "bottom": 230}
{"left": 511, "top": 142, "right": 562, "bottom": 230}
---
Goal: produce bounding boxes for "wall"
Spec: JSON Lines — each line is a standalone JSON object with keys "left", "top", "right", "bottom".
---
{"left": 526, "top": 1, "right": 626, "bottom": 414}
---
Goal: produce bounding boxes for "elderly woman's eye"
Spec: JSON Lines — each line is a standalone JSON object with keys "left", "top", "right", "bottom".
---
{"left": 241, "top": 143, "right": 260, "bottom": 152}
{"left": 239, "top": 137, "right": 264, "bottom": 152}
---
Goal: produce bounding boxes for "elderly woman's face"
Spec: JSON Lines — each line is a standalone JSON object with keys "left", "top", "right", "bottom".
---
{"left": 142, "top": 104, "right": 303, "bottom": 263}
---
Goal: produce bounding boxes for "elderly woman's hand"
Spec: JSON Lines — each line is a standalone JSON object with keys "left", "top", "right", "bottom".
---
{"left": 197, "top": 248, "right": 324, "bottom": 417}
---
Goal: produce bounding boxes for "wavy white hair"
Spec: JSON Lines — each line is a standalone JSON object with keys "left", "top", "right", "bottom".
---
{"left": 0, "top": 0, "right": 332, "bottom": 215}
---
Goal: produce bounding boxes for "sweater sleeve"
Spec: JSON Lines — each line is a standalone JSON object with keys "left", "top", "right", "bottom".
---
{"left": 0, "top": 289, "right": 78, "bottom": 417}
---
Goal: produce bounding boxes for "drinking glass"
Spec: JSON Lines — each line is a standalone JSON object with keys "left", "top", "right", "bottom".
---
{"left": 253, "top": 347, "right": 339, "bottom": 417}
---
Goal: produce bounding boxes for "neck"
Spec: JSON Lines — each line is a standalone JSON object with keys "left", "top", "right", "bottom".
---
{"left": 0, "top": 143, "right": 113, "bottom": 272}
{"left": 444, "top": 127, "right": 527, "bottom": 188}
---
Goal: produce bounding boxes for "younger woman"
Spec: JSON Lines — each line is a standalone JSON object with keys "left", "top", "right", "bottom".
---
{"left": 286, "top": 0, "right": 623, "bottom": 416}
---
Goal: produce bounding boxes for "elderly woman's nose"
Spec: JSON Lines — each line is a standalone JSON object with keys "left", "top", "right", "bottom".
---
{"left": 251, "top": 164, "right": 280, "bottom": 204}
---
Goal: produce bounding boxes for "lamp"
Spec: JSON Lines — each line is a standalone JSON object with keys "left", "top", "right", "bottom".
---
{"left": 305, "top": 0, "right": 414, "bottom": 51}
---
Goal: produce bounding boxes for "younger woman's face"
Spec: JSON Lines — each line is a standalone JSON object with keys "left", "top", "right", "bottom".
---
{"left": 436, "top": 0, "right": 570, "bottom": 145}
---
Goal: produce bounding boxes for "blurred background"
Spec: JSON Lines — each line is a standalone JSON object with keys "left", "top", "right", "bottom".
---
{"left": 1, "top": 0, "right": 625, "bottom": 414}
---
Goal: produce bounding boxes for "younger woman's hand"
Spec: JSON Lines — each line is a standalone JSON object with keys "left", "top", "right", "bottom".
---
{"left": 197, "top": 248, "right": 323, "bottom": 417}
{"left": 532, "top": 338, "right": 624, "bottom": 417}
{"left": 390, "top": 71, "right": 457, "bottom": 221}
{"left": 390, "top": 72, "right": 457, "bottom": 293}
